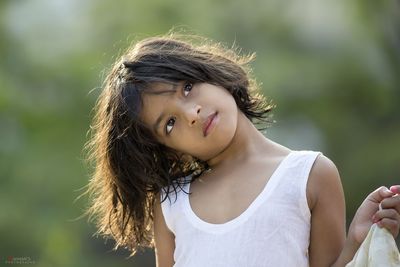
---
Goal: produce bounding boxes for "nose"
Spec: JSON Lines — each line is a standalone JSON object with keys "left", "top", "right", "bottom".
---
{"left": 183, "top": 104, "right": 201, "bottom": 126}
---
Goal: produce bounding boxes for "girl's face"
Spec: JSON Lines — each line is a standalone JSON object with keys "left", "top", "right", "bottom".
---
{"left": 140, "top": 82, "right": 238, "bottom": 161}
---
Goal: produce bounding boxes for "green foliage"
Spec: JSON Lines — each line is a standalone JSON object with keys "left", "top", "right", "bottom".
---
{"left": 1, "top": 0, "right": 399, "bottom": 266}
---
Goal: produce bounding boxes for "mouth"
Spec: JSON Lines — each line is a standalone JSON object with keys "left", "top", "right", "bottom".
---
{"left": 203, "top": 112, "right": 218, "bottom": 137}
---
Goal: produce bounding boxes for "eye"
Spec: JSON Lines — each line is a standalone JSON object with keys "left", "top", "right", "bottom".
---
{"left": 165, "top": 117, "right": 176, "bottom": 135}
{"left": 183, "top": 82, "right": 193, "bottom": 97}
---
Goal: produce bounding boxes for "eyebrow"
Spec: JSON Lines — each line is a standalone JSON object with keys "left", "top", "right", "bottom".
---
{"left": 150, "top": 83, "right": 180, "bottom": 135}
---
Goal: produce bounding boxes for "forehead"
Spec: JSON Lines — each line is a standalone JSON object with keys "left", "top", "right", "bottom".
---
{"left": 146, "top": 82, "right": 178, "bottom": 93}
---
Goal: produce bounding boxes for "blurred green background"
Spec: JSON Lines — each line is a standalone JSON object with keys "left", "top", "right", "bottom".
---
{"left": 1, "top": 0, "right": 399, "bottom": 266}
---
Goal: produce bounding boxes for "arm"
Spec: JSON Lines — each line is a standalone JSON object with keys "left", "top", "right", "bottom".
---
{"left": 307, "top": 155, "right": 347, "bottom": 267}
{"left": 332, "top": 185, "right": 400, "bottom": 267}
{"left": 307, "top": 155, "right": 400, "bottom": 267}
{"left": 153, "top": 194, "right": 175, "bottom": 267}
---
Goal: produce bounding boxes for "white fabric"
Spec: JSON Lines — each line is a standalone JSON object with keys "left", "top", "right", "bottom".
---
{"left": 346, "top": 224, "right": 400, "bottom": 267}
{"left": 161, "top": 150, "right": 321, "bottom": 267}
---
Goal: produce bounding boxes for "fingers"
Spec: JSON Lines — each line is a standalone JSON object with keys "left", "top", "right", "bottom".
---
{"left": 372, "top": 185, "right": 400, "bottom": 238}
{"left": 380, "top": 194, "right": 400, "bottom": 214}
{"left": 376, "top": 217, "right": 400, "bottom": 238}
{"left": 372, "top": 208, "right": 400, "bottom": 223}
{"left": 390, "top": 185, "right": 400, "bottom": 194}
{"left": 368, "top": 186, "right": 396, "bottom": 204}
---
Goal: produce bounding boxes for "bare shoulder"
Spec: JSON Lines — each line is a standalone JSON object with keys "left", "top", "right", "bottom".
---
{"left": 307, "top": 154, "right": 346, "bottom": 266}
{"left": 306, "top": 154, "right": 343, "bottom": 210}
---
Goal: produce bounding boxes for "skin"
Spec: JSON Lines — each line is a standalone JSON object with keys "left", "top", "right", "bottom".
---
{"left": 140, "top": 81, "right": 238, "bottom": 162}
{"left": 141, "top": 82, "right": 400, "bottom": 267}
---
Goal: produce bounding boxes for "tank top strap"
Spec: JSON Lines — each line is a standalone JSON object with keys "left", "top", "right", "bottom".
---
{"left": 272, "top": 150, "right": 322, "bottom": 221}
{"left": 160, "top": 175, "right": 192, "bottom": 234}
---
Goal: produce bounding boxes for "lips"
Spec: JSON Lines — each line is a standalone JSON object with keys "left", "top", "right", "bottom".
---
{"left": 203, "top": 112, "right": 218, "bottom": 136}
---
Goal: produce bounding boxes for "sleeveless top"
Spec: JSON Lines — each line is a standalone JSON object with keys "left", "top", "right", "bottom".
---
{"left": 160, "top": 150, "right": 322, "bottom": 267}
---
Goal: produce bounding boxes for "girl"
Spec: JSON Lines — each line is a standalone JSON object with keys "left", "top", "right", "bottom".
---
{"left": 85, "top": 34, "right": 400, "bottom": 266}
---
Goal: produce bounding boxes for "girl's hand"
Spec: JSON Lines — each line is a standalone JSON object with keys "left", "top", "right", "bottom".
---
{"left": 348, "top": 185, "right": 400, "bottom": 245}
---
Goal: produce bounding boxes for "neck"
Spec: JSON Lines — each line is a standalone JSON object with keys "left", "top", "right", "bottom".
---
{"left": 206, "top": 111, "right": 275, "bottom": 168}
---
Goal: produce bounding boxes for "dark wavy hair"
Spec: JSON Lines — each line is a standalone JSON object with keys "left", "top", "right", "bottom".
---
{"left": 84, "top": 33, "right": 275, "bottom": 256}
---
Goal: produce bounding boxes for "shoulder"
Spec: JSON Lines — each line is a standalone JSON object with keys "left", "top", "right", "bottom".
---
{"left": 306, "top": 153, "right": 346, "bottom": 266}
{"left": 306, "top": 153, "right": 343, "bottom": 210}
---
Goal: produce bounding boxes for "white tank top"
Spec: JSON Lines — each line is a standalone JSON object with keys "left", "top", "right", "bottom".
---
{"left": 161, "top": 150, "right": 321, "bottom": 267}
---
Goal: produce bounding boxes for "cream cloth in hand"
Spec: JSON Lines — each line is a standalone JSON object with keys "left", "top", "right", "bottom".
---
{"left": 346, "top": 224, "right": 400, "bottom": 267}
